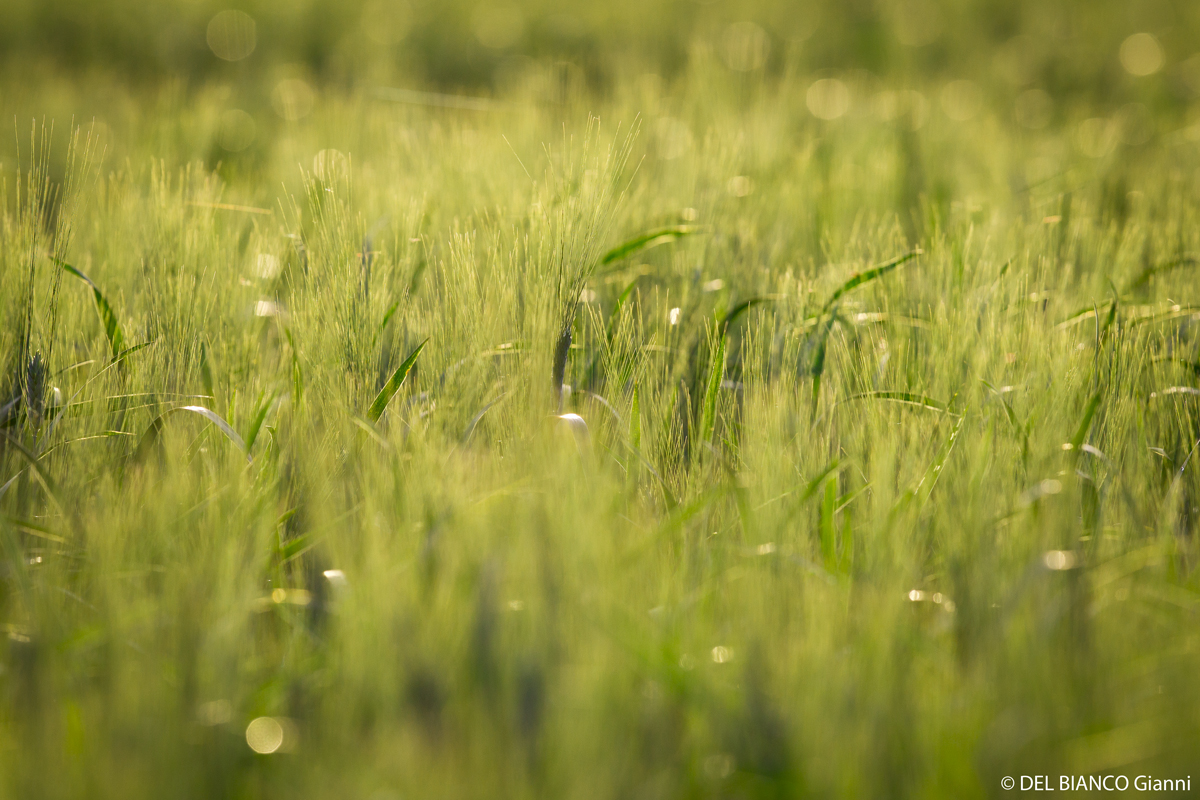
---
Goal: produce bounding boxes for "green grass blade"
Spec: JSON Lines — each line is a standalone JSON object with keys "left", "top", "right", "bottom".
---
{"left": 629, "top": 383, "right": 641, "bottom": 453}
{"left": 244, "top": 392, "right": 277, "bottom": 453}
{"left": 462, "top": 392, "right": 509, "bottom": 444}
{"left": 721, "top": 297, "right": 768, "bottom": 332}
{"left": 606, "top": 275, "right": 642, "bottom": 342}
{"left": 917, "top": 408, "right": 968, "bottom": 507}
{"left": 801, "top": 460, "right": 841, "bottom": 502}
{"left": 52, "top": 257, "right": 126, "bottom": 361}
{"left": 1126, "top": 305, "right": 1200, "bottom": 328}
{"left": 1, "top": 431, "right": 61, "bottom": 504}
{"left": 367, "top": 338, "right": 428, "bottom": 422}
{"left": 279, "top": 531, "right": 322, "bottom": 562}
{"left": 820, "top": 478, "right": 837, "bottom": 571}
{"left": 0, "top": 514, "right": 66, "bottom": 544}
{"left": 599, "top": 226, "right": 696, "bottom": 267}
{"left": 821, "top": 250, "right": 920, "bottom": 314}
{"left": 351, "top": 413, "right": 393, "bottom": 451}
{"left": 135, "top": 405, "right": 248, "bottom": 463}
{"left": 284, "top": 328, "right": 303, "bottom": 407}
{"left": 1102, "top": 285, "right": 1119, "bottom": 334}
{"left": 1069, "top": 392, "right": 1102, "bottom": 450}
{"left": 376, "top": 300, "right": 402, "bottom": 344}
{"left": 808, "top": 316, "right": 834, "bottom": 412}
{"left": 698, "top": 331, "right": 726, "bottom": 450}
{"left": 841, "top": 391, "right": 956, "bottom": 415}
{"left": 653, "top": 486, "right": 725, "bottom": 543}
{"left": 835, "top": 483, "right": 871, "bottom": 514}
{"left": 1123, "top": 256, "right": 1197, "bottom": 293}
{"left": 839, "top": 507, "right": 854, "bottom": 574}
{"left": 199, "top": 341, "right": 215, "bottom": 399}
{"left": 114, "top": 342, "right": 154, "bottom": 363}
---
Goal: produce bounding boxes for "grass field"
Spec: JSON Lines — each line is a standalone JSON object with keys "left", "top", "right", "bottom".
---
{"left": 3, "top": 4, "right": 1200, "bottom": 798}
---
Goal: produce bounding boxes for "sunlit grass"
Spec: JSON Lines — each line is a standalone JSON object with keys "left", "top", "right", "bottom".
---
{"left": 2, "top": 49, "right": 1200, "bottom": 799}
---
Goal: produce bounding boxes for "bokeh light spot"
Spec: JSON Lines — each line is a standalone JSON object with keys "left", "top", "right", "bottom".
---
{"left": 1043, "top": 550, "right": 1079, "bottom": 571}
{"left": 807, "top": 78, "right": 850, "bottom": 120}
{"left": 207, "top": 11, "right": 257, "bottom": 62}
{"left": 246, "top": 717, "right": 284, "bottom": 754}
{"left": 1120, "top": 33, "right": 1164, "bottom": 77}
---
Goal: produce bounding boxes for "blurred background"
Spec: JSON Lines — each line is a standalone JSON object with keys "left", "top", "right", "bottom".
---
{"left": 3, "top": 0, "right": 1198, "bottom": 191}
{"left": 4, "top": 0, "right": 1199, "bottom": 107}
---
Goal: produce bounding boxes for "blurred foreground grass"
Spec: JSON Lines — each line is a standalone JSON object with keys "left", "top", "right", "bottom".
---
{"left": 3, "top": 4, "right": 1200, "bottom": 798}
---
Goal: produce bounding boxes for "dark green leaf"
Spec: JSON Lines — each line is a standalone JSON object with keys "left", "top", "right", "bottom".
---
{"left": 600, "top": 226, "right": 697, "bottom": 267}
{"left": 821, "top": 250, "right": 921, "bottom": 314}
{"left": 367, "top": 339, "right": 428, "bottom": 422}
{"left": 721, "top": 297, "right": 768, "bottom": 331}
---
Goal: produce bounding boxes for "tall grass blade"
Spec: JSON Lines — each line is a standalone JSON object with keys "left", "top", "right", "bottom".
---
{"left": 113, "top": 342, "right": 153, "bottom": 363}
{"left": 1069, "top": 392, "right": 1102, "bottom": 450}
{"left": 1, "top": 431, "right": 61, "bottom": 504}
{"left": 809, "top": 316, "right": 834, "bottom": 411}
{"left": 244, "top": 392, "right": 277, "bottom": 453}
{"left": 1124, "top": 256, "right": 1197, "bottom": 293}
{"left": 51, "top": 257, "right": 125, "bottom": 361}
{"left": 199, "top": 341, "right": 215, "bottom": 399}
{"left": 606, "top": 275, "right": 642, "bottom": 342}
{"left": 917, "top": 408, "right": 967, "bottom": 507}
{"left": 721, "top": 297, "right": 768, "bottom": 332}
{"left": 698, "top": 331, "right": 726, "bottom": 450}
{"left": 284, "top": 328, "right": 303, "bottom": 406}
{"left": 801, "top": 460, "right": 841, "bottom": 501}
{"left": 462, "top": 392, "right": 509, "bottom": 444}
{"left": 821, "top": 250, "right": 920, "bottom": 314}
{"left": 367, "top": 338, "right": 428, "bottom": 422}
{"left": 820, "top": 477, "right": 837, "bottom": 571}
{"left": 135, "top": 406, "right": 248, "bottom": 463}
{"left": 377, "top": 300, "right": 402, "bottom": 342}
{"left": 629, "top": 384, "right": 641, "bottom": 453}
{"left": 841, "top": 391, "right": 956, "bottom": 415}
{"left": 599, "top": 226, "right": 696, "bottom": 268}
{"left": 351, "top": 413, "right": 393, "bottom": 451}
{"left": 1057, "top": 302, "right": 1113, "bottom": 330}
{"left": 0, "top": 515, "right": 66, "bottom": 544}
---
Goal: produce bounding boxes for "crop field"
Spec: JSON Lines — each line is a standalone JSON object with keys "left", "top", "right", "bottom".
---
{"left": 3, "top": 1, "right": 1200, "bottom": 797}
